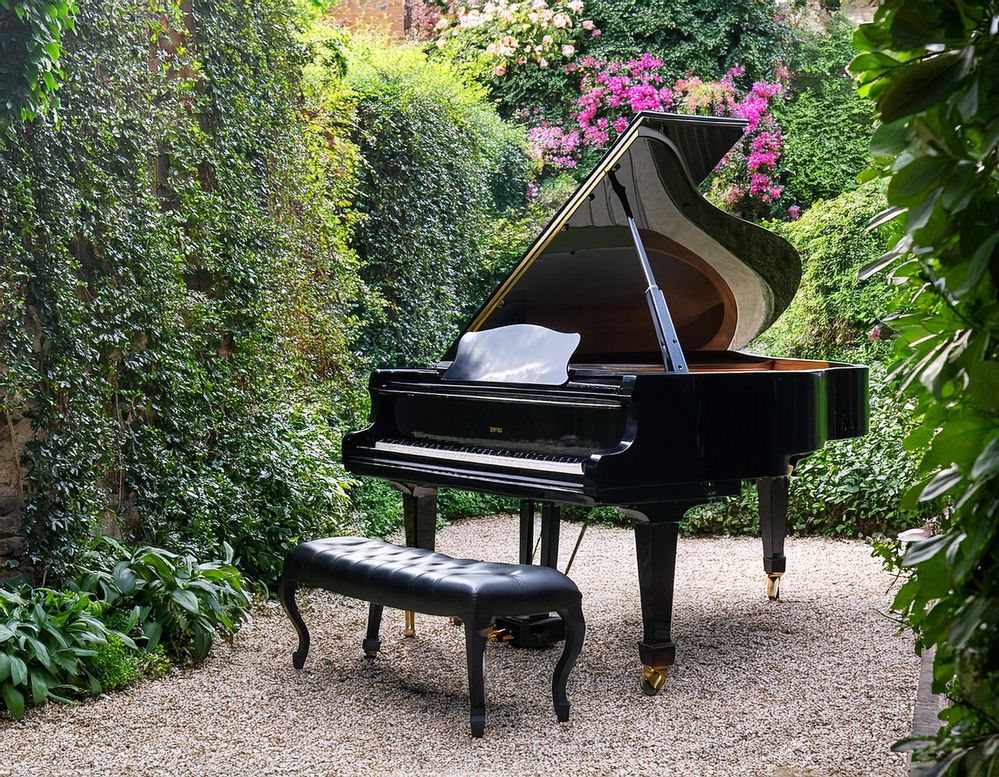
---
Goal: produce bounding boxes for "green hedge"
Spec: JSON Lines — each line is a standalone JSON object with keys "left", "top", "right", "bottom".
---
{"left": 344, "top": 38, "right": 535, "bottom": 369}
{"left": 773, "top": 15, "right": 876, "bottom": 208}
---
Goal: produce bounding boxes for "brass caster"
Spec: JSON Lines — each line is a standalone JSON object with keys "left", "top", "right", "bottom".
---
{"left": 402, "top": 610, "right": 416, "bottom": 638}
{"left": 641, "top": 665, "right": 668, "bottom": 696}
{"left": 484, "top": 625, "right": 513, "bottom": 642}
{"left": 766, "top": 573, "right": 783, "bottom": 601}
{"left": 449, "top": 616, "right": 463, "bottom": 627}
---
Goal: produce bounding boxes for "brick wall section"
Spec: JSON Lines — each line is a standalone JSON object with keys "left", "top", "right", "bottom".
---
{"left": 0, "top": 413, "right": 30, "bottom": 581}
{"left": 329, "top": 0, "right": 408, "bottom": 37}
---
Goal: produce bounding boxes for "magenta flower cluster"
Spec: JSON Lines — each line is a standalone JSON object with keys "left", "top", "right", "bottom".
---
{"left": 531, "top": 56, "right": 791, "bottom": 213}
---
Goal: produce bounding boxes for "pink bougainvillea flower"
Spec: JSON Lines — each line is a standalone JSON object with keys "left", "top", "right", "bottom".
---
{"left": 787, "top": 205, "right": 801, "bottom": 220}
{"left": 582, "top": 18, "right": 594, "bottom": 29}
{"left": 591, "top": 28, "right": 601, "bottom": 37}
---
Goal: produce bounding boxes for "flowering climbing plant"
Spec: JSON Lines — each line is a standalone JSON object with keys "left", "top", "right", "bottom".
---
{"left": 431, "top": 0, "right": 598, "bottom": 78}
{"left": 528, "top": 56, "right": 792, "bottom": 217}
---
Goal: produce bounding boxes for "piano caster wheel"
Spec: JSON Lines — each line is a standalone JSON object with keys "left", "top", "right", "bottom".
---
{"left": 403, "top": 610, "right": 416, "bottom": 638}
{"left": 449, "top": 616, "right": 463, "bottom": 627}
{"left": 766, "top": 573, "right": 783, "bottom": 601}
{"left": 641, "top": 666, "right": 668, "bottom": 696}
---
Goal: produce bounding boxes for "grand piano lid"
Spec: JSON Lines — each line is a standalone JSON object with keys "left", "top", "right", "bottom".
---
{"left": 452, "top": 112, "right": 801, "bottom": 362}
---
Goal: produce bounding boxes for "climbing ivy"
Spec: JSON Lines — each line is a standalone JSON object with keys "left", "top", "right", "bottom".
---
{"left": 0, "top": 0, "right": 361, "bottom": 588}
{"left": 0, "top": 0, "right": 77, "bottom": 127}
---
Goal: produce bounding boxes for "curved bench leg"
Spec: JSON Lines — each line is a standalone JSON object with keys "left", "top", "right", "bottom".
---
{"left": 464, "top": 615, "right": 492, "bottom": 738}
{"left": 553, "top": 604, "right": 585, "bottom": 723}
{"left": 363, "top": 603, "right": 383, "bottom": 658}
{"left": 278, "top": 576, "right": 310, "bottom": 669}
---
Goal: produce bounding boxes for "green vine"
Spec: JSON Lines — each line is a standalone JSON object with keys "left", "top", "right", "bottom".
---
{"left": 850, "top": 1, "right": 999, "bottom": 773}
{"left": 0, "top": 0, "right": 362, "bottom": 588}
{"left": 0, "top": 0, "right": 77, "bottom": 127}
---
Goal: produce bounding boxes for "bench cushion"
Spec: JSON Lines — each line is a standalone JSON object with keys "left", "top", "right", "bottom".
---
{"left": 283, "top": 537, "right": 581, "bottom": 618}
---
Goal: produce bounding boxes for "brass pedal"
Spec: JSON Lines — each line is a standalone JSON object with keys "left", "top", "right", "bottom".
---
{"left": 484, "top": 625, "right": 513, "bottom": 642}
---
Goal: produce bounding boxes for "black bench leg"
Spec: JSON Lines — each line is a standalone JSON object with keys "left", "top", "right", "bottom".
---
{"left": 363, "top": 603, "right": 383, "bottom": 658}
{"left": 463, "top": 615, "right": 492, "bottom": 738}
{"left": 553, "top": 604, "right": 585, "bottom": 722}
{"left": 278, "top": 576, "right": 310, "bottom": 669}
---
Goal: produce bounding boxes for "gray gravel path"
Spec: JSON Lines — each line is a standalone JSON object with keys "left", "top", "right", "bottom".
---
{"left": 1, "top": 514, "right": 918, "bottom": 777}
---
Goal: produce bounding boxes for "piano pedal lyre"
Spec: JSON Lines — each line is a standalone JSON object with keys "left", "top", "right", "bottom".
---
{"left": 766, "top": 572, "right": 783, "bottom": 601}
{"left": 403, "top": 610, "right": 416, "bottom": 638}
{"left": 641, "top": 665, "right": 668, "bottom": 696}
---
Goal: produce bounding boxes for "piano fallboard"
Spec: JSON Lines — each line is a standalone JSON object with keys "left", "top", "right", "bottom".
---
{"left": 342, "top": 354, "right": 868, "bottom": 505}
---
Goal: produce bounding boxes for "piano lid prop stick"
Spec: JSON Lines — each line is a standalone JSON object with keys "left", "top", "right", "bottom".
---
{"left": 607, "top": 170, "right": 688, "bottom": 374}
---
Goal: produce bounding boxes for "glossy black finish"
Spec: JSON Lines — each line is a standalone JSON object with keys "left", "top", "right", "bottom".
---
{"left": 279, "top": 537, "right": 585, "bottom": 737}
{"left": 343, "top": 356, "right": 868, "bottom": 506}
{"left": 341, "top": 112, "right": 870, "bottom": 685}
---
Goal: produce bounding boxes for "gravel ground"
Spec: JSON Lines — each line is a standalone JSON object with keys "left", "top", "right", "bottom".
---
{"left": 1, "top": 514, "right": 918, "bottom": 777}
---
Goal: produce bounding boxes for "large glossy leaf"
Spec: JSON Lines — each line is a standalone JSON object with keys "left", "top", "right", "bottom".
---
{"left": 919, "top": 463, "right": 964, "bottom": 500}
{"left": 878, "top": 48, "right": 973, "bottom": 123}
{"left": 1, "top": 681, "right": 25, "bottom": 721}
{"left": 887, "top": 156, "right": 952, "bottom": 205}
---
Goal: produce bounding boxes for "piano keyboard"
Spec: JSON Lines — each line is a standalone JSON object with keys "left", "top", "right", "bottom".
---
{"left": 373, "top": 439, "right": 586, "bottom": 475}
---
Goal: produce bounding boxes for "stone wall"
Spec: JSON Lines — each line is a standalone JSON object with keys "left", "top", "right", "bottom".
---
{"left": 0, "top": 413, "right": 30, "bottom": 582}
{"left": 329, "top": 0, "right": 409, "bottom": 37}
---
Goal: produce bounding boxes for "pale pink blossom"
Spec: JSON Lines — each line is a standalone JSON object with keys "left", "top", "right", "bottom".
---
{"left": 567, "top": 0, "right": 584, "bottom": 11}
{"left": 435, "top": 17, "right": 449, "bottom": 29}
{"left": 591, "top": 28, "right": 601, "bottom": 37}
{"left": 581, "top": 18, "right": 594, "bottom": 29}
{"left": 539, "top": 57, "right": 549, "bottom": 68}
{"left": 494, "top": 64, "right": 507, "bottom": 76}
{"left": 562, "top": 44, "right": 575, "bottom": 57}
{"left": 552, "top": 13, "right": 570, "bottom": 27}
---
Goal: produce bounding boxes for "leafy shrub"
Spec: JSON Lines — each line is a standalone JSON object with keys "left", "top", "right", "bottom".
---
{"left": 76, "top": 539, "right": 250, "bottom": 665}
{"left": 850, "top": 0, "right": 999, "bottom": 770}
{"left": 581, "top": 0, "right": 790, "bottom": 85}
{"left": 753, "top": 180, "right": 900, "bottom": 356}
{"left": 0, "top": 585, "right": 121, "bottom": 720}
{"left": 344, "top": 36, "right": 535, "bottom": 368}
{"left": 772, "top": 15, "right": 875, "bottom": 207}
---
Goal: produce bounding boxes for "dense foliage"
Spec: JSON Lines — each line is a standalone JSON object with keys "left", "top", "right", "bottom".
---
{"left": 0, "top": 1, "right": 357, "bottom": 587}
{"left": 849, "top": 0, "right": 999, "bottom": 772}
{"left": 0, "top": 0, "right": 76, "bottom": 125}
{"left": 344, "top": 38, "right": 536, "bottom": 368}
{"left": 1, "top": 538, "right": 248, "bottom": 719}
{"left": 424, "top": 0, "right": 792, "bottom": 120}
{"left": 773, "top": 14, "right": 876, "bottom": 208}
{"left": 528, "top": 55, "right": 789, "bottom": 217}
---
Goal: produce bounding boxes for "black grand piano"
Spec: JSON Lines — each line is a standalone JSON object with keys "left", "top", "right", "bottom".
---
{"left": 343, "top": 111, "right": 868, "bottom": 694}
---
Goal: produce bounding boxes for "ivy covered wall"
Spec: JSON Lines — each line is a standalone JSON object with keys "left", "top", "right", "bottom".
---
{"left": 0, "top": 1, "right": 361, "bottom": 586}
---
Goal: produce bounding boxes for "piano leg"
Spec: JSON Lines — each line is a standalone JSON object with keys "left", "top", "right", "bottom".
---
{"left": 757, "top": 477, "right": 789, "bottom": 601}
{"left": 624, "top": 502, "right": 690, "bottom": 696}
{"left": 395, "top": 483, "right": 438, "bottom": 637}
{"left": 539, "top": 503, "right": 561, "bottom": 569}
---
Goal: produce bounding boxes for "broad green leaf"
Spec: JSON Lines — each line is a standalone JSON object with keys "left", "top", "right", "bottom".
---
{"left": 954, "top": 232, "right": 999, "bottom": 297}
{"left": 902, "top": 533, "right": 949, "bottom": 566}
{"left": 870, "top": 119, "right": 909, "bottom": 157}
{"left": 0, "top": 655, "right": 9, "bottom": 682}
{"left": 2, "top": 681, "right": 25, "bottom": 720}
{"left": 9, "top": 656, "right": 27, "bottom": 687}
{"left": 887, "top": 156, "right": 951, "bottom": 206}
{"left": 170, "top": 589, "right": 200, "bottom": 614}
{"left": 192, "top": 626, "right": 212, "bottom": 664}
{"left": 948, "top": 597, "right": 991, "bottom": 649}
{"left": 878, "top": 48, "right": 973, "bottom": 124}
{"left": 919, "top": 464, "right": 964, "bottom": 500}
{"left": 29, "top": 671, "right": 49, "bottom": 705}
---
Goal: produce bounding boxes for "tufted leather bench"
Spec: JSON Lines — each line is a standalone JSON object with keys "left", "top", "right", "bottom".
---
{"left": 279, "top": 537, "right": 585, "bottom": 737}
